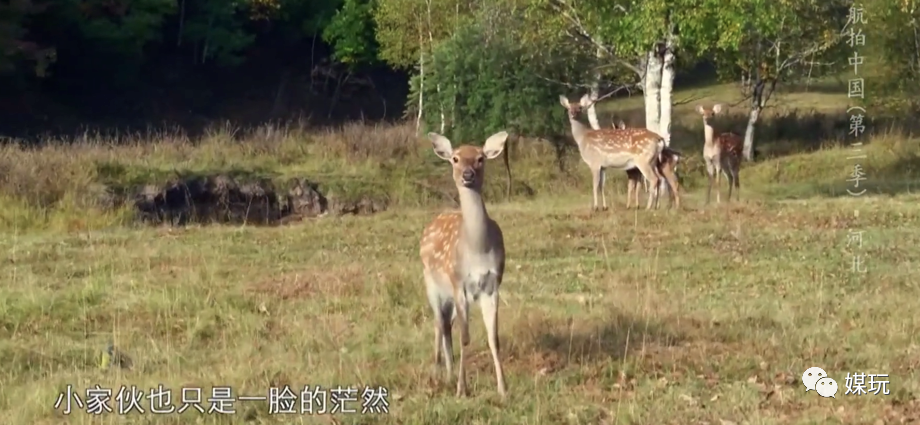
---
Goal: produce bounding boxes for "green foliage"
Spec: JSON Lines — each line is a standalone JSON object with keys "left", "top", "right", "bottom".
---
{"left": 866, "top": 0, "right": 920, "bottom": 109}
{"left": 709, "top": 0, "right": 849, "bottom": 84}
{"left": 373, "top": 0, "right": 475, "bottom": 69}
{"left": 66, "top": 0, "right": 177, "bottom": 60}
{"left": 322, "top": 0, "right": 378, "bottom": 68}
{"left": 183, "top": 0, "right": 255, "bottom": 65}
{"left": 410, "top": 5, "right": 594, "bottom": 142}
{"left": 0, "top": 0, "right": 55, "bottom": 76}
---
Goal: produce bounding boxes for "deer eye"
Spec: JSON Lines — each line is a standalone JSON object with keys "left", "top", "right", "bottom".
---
{"left": 452, "top": 157, "right": 459, "bottom": 164}
{"left": 477, "top": 156, "right": 484, "bottom": 164}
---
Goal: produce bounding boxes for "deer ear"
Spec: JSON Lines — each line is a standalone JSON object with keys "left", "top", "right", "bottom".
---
{"left": 617, "top": 119, "right": 626, "bottom": 129}
{"left": 579, "top": 94, "right": 593, "bottom": 107}
{"left": 695, "top": 105, "right": 705, "bottom": 114}
{"left": 558, "top": 95, "right": 570, "bottom": 108}
{"left": 712, "top": 104, "right": 723, "bottom": 114}
{"left": 482, "top": 131, "right": 509, "bottom": 159}
{"left": 428, "top": 132, "right": 453, "bottom": 161}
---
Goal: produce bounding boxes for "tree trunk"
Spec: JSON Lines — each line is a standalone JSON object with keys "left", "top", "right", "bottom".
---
{"left": 659, "top": 40, "right": 675, "bottom": 145}
{"left": 503, "top": 139, "right": 512, "bottom": 201}
{"left": 415, "top": 49, "right": 424, "bottom": 133}
{"left": 643, "top": 50, "right": 662, "bottom": 133}
{"left": 657, "top": 37, "right": 676, "bottom": 197}
{"left": 743, "top": 106, "right": 761, "bottom": 161}
{"left": 586, "top": 44, "right": 603, "bottom": 129}
{"left": 425, "top": 0, "right": 445, "bottom": 133}
{"left": 587, "top": 82, "right": 601, "bottom": 129}
{"left": 743, "top": 80, "right": 765, "bottom": 161}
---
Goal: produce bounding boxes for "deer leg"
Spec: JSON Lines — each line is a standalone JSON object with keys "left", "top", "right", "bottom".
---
{"left": 635, "top": 178, "right": 642, "bottom": 209}
{"left": 599, "top": 168, "right": 608, "bottom": 211}
{"left": 454, "top": 287, "right": 470, "bottom": 397}
{"left": 480, "top": 287, "right": 507, "bottom": 397}
{"left": 427, "top": 274, "right": 453, "bottom": 377}
{"left": 590, "top": 167, "right": 601, "bottom": 212}
{"left": 653, "top": 168, "right": 663, "bottom": 210}
{"left": 636, "top": 163, "right": 660, "bottom": 210}
{"left": 705, "top": 160, "right": 716, "bottom": 205}
{"left": 714, "top": 165, "right": 723, "bottom": 203}
{"left": 734, "top": 168, "right": 741, "bottom": 201}
{"left": 662, "top": 166, "right": 680, "bottom": 210}
{"left": 725, "top": 169, "right": 734, "bottom": 202}
{"left": 731, "top": 160, "right": 741, "bottom": 201}
{"left": 626, "top": 175, "right": 639, "bottom": 209}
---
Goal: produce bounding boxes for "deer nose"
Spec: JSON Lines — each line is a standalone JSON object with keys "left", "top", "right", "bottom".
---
{"left": 462, "top": 169, "right": 475, "bottom": 181}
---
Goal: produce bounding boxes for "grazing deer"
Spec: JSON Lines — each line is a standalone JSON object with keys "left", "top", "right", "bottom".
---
{"left": 695, "top": 104, "right": 743, "bottom": 203}
{"left": 559, "top": 94, "right": 665, "bottom": 210}
{"left": 611, "top": 120, "right": 682, "bottom": 209}
{"left": 419, "top": 131, "right": 509, "bottom": 398}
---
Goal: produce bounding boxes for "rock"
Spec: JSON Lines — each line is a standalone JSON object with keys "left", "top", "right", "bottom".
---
{"left": 284, "top": 178, "right": 328, "bottom": 218}
{"left": 132, "top": 175, "right": 282, "bottom": 225}
{"left": 330, "top": 196, "right": 388, "bottom": 216}
{"left": 129, "top": 174, "right": 384, "bottom": 226}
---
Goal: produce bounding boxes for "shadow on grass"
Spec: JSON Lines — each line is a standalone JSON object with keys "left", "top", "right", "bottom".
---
{"left": 528, "top": 313, "right": 685, "bottom": 367}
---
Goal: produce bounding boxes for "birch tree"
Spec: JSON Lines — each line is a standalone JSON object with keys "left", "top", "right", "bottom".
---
{"left": 374, "top": 0, "right": 475, "bottom": 132}
{"left": 543, "top": 0, "right": 715, "bottom": 145}
{"left": 712, "top": 0, "right": 849, "bottom": 160}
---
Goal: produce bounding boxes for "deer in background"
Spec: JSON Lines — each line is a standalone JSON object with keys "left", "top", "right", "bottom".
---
{"left": 419, "top": 131, "right": 509, "bottom": 398}
{"left": 559, "top": 94, "right": 665, "bottom": 210}
{"left": 695, "top": 104, "right": 742, "bottom": 203}
{"left": 612, "top": 119, "right": 682, "bottom": 209}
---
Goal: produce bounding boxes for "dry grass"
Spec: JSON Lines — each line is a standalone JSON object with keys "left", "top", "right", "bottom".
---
{"left": 2, "top": 82, "right": 920, "bottom": 424}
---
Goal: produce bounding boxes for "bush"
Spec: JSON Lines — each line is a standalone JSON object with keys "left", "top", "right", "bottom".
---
{"left": 407, "top": 5, "right": 595, "bottom": 144}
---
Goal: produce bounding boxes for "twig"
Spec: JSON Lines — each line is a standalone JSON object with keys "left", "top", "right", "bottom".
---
{"left": 730, "top": 92, "right": 754, "bottom": 108}
{"left": 547, "top": 0, "right": 643, "bottom": 76}
{"left": 673, "top": 94, "right": 702, "bottom": 106}
{"left": 535, "top": 74, "right": 594, "bottom": 89}
{"left": 589, "top": 83, "right": 635, "bottom": 104}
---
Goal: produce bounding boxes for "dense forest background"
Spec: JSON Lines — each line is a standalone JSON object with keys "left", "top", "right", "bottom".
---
{"left": 0, "top": 0, "right": 917, "bottom": 141}
{"left": 0, "top": 0, "right": 409, "bottom": 138}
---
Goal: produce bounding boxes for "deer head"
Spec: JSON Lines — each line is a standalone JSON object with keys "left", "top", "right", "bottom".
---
{"left": 558, "top": 94, "right": 594, "bottom": 120}
{"left": 429, "top": 132, "right": 509, "bottom": 191}
{"left": 695, "top": 104, "right": 725, "bottom": 124}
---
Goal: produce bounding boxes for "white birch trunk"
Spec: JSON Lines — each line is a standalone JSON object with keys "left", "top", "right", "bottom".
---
{"left": 657, "top": 43, "right": 675, "bottom": 197}
{"left": 659, "top": 42, "right": 675, "bottom": 146}
{"left": 743, "top": 106, "right": 760, "bottom": 161}
{"left": 586, "top": 43, "right": 603, "bottom": 129}
{"left": 416, "top": 48, "right": 424, "bottom": 132}
{"left": 425, "top": 0, "right": 445, "bottom": 133}
{"left": 743, "top": 79, "right": 771, "bottom": 161}
{"left": 643, "top": 50, "right": 662, "bottom": 134}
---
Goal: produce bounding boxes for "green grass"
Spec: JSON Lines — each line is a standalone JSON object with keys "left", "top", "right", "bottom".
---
{"left": 3, "top": 195, "right": 919, "bottom": 424}
{"left": 2, "top": 81, "right": 920, "bottom": 424}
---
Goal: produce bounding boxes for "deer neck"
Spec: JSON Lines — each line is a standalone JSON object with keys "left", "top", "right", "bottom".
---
{"left": 457, "top": 186, "right": 491, "bottom": 251}
{"left": 703, "top": 121, "right": 716, "bottom": 147}
{"left": 569, "top": 117, "right": 590, "bottom": 148}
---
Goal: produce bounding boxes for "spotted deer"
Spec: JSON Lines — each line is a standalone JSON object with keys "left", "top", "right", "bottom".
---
{"left": 419, "top": 131, "right": 509, "bottom": 398}
{"left": 695, "top": 104, "right": 742, "bottom": 203}
{"left": 559, "top": 94, "right": 665, "bottom": 210}
{"left": 611, "top": 120, "right": 682, "bottom": 209}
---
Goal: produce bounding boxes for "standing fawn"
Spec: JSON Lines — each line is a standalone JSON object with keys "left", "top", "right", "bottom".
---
{"left": 611, "top": 120, "right": 682, "bottom": 209}
{"left": 695, "top": 104, "right": 743, "bottom": 203}
{"left": 559, "top": 94, "right": 665, "bottom": 210}
{"left": 419, "top": 131, "right": 509, "bottom": 398}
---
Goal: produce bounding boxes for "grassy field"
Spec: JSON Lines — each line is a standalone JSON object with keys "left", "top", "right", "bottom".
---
{"left": 2, "top": 82, "right": 920, "bottom": 424}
